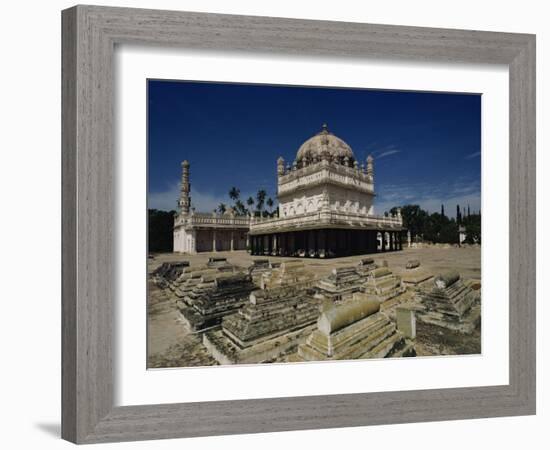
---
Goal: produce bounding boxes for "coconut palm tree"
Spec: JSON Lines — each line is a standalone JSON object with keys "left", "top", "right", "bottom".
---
{"left": 228, "top": 187, "right": 240, "bottom": 202}
{"left": 256, "top": 189, "right": 267, "bottom": 213}
{"left": 217, "top": 203, "right": 226, "bottom": 214}
{"left": 235, "top": 199, "right": 246, "bottom": 216}
{"left": 266, "top": 197, "right": 274, "bottom": 214}
{"left": 245, "top": 196, "right": 255, "bottom": 216}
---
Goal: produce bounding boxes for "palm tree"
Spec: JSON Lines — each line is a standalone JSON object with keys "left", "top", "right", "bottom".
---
{"left": 217, "top": 203, "right": 226, "bottom": 214}
{"left": 246, "top": 196, "right": 255, "bottom": 209}
{"left": 266, "top": 197, "right": 274, "bottom": 214}
{"left": 229, "top": 187, "right": 240, "bottom": 203}
{"left": 234, "top": 199, "right": 246, "bottom": 216}
{"left": 256, "top": 189, "right": 267, "bottom": 213}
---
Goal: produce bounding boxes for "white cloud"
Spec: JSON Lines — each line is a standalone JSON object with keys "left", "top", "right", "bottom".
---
{"left": 465, "top": 151, "right": 481, "bottom": 159}
{"left": 377, "top": 149, "right": 401, "bottom": 159}
{"left": 148, "top": 182, "right": 180, "bottom": 211}
{"left": 148, "top": 182, "right": 226, "bottom": 212}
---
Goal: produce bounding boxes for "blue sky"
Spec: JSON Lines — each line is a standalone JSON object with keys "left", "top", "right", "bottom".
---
{"left": 148, "top": 80, "right": 481, "bottom": 217}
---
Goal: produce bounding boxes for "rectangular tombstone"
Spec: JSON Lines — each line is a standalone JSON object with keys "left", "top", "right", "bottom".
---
{"left": 396, "top": 307, "right": 416, "bottom": 339}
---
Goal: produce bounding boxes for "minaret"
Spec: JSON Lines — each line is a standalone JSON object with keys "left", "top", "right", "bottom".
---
{"left": 178, "top": 160, "right": 191, "bottom": 214}
{"left": 366, "top": 154, "right": 374, "bottom": 184}
{"left": 277, "top": 156, "right": 285, "bottom": 177}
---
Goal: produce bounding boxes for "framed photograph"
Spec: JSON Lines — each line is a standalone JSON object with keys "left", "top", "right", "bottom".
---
{"left": 62, "top": 5, "right": 536, "bottom": 444}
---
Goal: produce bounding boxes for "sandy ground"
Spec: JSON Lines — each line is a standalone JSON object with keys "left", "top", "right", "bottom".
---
{"left": 147, "top": 246, "right": 481, "bottom": 367}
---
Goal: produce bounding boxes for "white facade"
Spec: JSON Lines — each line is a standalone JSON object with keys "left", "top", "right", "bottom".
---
{"left": 173, "top": 161, "right": 250, "bottom": 254}
{"left": 276, "top": 124, "right": 377, "bottom": 220}
{"left": 173, "top": 212, "right": 250, "bottom": 253}
{"left": 278, "top": 162, "right": 375, "bottom": 218}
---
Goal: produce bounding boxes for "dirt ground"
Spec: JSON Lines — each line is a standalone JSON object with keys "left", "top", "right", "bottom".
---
{"left": 147, "top": 246, "right": 481, "bottom": 368}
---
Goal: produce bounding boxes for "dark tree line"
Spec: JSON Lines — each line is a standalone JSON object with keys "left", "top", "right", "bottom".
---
{"left": 148, "top": 209, "right": 175, "bottom": 252}
{"left": 389, "top": 204, "right": 481, "bottom": 245}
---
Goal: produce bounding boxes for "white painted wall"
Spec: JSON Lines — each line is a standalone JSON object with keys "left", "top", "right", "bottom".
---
{"left": 0, "top": 1, "right": 547, "bottom": 449}
{"left": 173, "top": 228, "right": 196, "bottom": 253}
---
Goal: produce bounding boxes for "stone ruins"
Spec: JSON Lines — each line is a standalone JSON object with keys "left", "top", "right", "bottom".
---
{"left": 314, "top": 266, "right": 364, "bottom": 303}
{"left": 177, "top": 271, "right": 256, "bottom": 332}
{"left": 401, "top": 259, "right": 433, "bottom": 289}
{"left": 166, "top": 257, "right": 236, "bottom": 300}
{"left": 362, "top": 266, "right": 406, "bottom": 304}
{"left": 297, "top": 293, "right": 415, "bottom": 361}
{"left": 415, "top": 271, "right": 481, "bottom": 333}
{"left": 247, "top": 258, "right": 272, "bottom": 284}
{"left": 259, "top": 260, "right": 315, "bottom": 290}
{"left": 203, "top": 283, "right": 320, "bottom": 364}
{"left": 151, "top": 261, "right": 189, "bottom": 289}
{"left": 150, "top": 253, "right": 481, "bottom": 366}
{"left": 206, "top": 256, "right": 236, "bottom": 272}
{"left": 356, "top": 257, "right": 377, "bottom": 276}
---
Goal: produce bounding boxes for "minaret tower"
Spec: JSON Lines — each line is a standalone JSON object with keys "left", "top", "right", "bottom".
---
{"left": 277, "top": 156, "right": 285, "bottom": 177}
{"left": 178, "top": 160, "right": 191, "bottom": 214}
{"left": 366, "top": 154, "right": 374, "bottom": 185}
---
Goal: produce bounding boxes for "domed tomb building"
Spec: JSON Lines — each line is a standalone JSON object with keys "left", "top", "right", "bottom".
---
{"left": 249, "top": 124, "right": 404, "bottom": 258}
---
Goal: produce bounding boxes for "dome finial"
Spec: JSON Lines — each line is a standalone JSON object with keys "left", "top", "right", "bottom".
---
{"left": 321, "top": 123, "right": 329, "bottom": 133}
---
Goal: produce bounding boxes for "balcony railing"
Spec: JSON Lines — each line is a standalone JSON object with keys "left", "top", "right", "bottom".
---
{"left": 249, "top": 210, "right": 402, "bottom": 233}
{"left": 174, "top": 212, "right": 251, "bottom": 229}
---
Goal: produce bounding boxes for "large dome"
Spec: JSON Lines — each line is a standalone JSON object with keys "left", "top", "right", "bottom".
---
{"left": 296, "top": 124, "right": 355, "bottom": 163}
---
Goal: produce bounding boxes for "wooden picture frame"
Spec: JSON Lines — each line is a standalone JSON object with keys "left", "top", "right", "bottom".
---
{"left": 61, "top": 5, "right": 536, "bottom": 444}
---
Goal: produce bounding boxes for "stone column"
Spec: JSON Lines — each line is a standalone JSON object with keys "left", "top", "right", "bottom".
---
{"left": 190, "top": 229, "right": 197, "bottom": 254}
{"left": 306, "top": 230, "right": 311, "bottom": 257}
{"left": 212, "top": 229, "right": 217, "bottom": 252}
{"left": 317, "top": 230, "right": 324, "bottom": 258}
{"left": 313, "top": 230, "right": 318, "bottom": 258}
{"left": 230, "top": 230, "right": 234, "bottom": 251}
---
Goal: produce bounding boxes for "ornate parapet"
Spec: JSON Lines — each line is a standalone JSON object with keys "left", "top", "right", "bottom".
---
{"left": 174, "top": 212, "right": 251, "bottom": 230}
{"left": 249, "top": 210, "right": 403, "bottom": 234}
{"left": 278, "top": 160, "right": 374, "bottom": 197}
